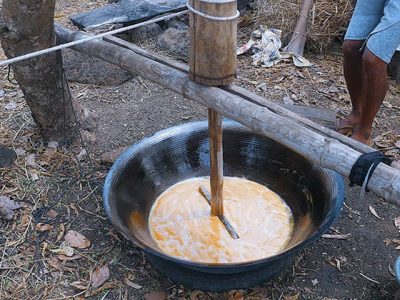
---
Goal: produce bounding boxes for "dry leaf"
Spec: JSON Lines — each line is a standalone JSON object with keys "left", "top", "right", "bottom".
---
{"left": 56, "top": 223, "right": 65, "bottom": 243}
{"left": 327, "top": 258, "right": 341, "bottom": 271}
{"left": 47, "top": 141, "right": 59, "bottom": 149}
{"left": 228, "top": 291, "right": 244, "bottom": 300}
{"left": 77, "top": 149, "right": 87, "bottom": 160}
{"left": 26, "top": 154, "right": 36, "bottom": 167}
{"left": 125, "top": 278, "right": 142, "bottom": 289}
{"left": 189, "top": 290, "right": 205, "bottom": 300}
{"left": 50, "top": 242, "right": 74, "bottom": 257}
{"left": 389, "top": 264, "right": 396, "bottom": 278}
{"left": 48, "top": 257, "right": 62, "bottom": 270}
{"left": 35, "top": 223, "right": 53, "bottom": 232}
{"left": 42, "top": 241, "right": 49, "bottom": 258}
{"left": 395, "top": 140, "right": 400, "bottom": 148}
{"left": 85, "top": 281, "right": 120, "bottom": 298}
{"left": 383, "top": 238, "right": 392, "bottom": 246}
{"left": 335, "top": 258, "right": 341, "bottom": 271}
{"left": 91, "top": 265, "right": 110, "bottom": 288}
{"left": 54, "top": 13, "right": 65, "bottom": 20}
{"left": 144, "top": 291, "right": 166, "bottom": 300}
{"left": 46, "top": 209, "right": 58, "bottom": 219}
{"left": 64, "top": 230, "right": 91, "bottom": 249}
{"left": 30, "top": 172, "right": 39, "bottom": 181}
{"left": 70, "top": 281, "right": 88, "bottom": 290}
{"left": 394, "top": 216, "right": 400, "bottom": 229}
{"left": 0, "top": 196, "right": 22, "bottom": 220}
{"left": 4, "top": 101, "right": 17, "bottom": 110}
{"left": 56, "top": 254, "right": 83, "bottom": 261}
{"left": 369, "top": 205, "right": 383, "bottom": 220}
{"left": 283, "top": 294, "right": 300, "bottom": 300}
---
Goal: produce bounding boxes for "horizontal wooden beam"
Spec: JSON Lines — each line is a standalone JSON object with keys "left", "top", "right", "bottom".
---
{"left": 55, "top": 23, "right": 400, "bottom": 206}
{"left": 103, "top": 35, "right": 374, "bottom": 155}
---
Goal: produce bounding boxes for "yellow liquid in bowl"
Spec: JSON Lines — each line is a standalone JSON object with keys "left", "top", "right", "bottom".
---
{"left": 148, "top": 177, "right": 294, "bottom": 264}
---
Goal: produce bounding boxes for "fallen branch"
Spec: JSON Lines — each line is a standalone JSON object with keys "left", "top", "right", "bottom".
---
{"left": 321, "top": 234, "right": 351, "bottom": 240}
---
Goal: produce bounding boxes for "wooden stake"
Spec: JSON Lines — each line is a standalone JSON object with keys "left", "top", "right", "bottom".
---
{"left": 208, "top": 108, "right": 224, "bottom": 216}
{"left": 286, "top": 0, "right": 313, "bottom": 56}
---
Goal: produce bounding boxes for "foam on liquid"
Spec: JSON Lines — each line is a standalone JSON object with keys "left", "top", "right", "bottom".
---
{"left": 148, "top": 177, "right": 294, "bottom": 263}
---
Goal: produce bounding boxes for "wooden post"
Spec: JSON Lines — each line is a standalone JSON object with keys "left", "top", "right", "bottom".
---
{"left": 286, "top": 0, "right": 313, "bottom": 56}
{"left": 188, "top": 0, "right": 238, "bottom": 86}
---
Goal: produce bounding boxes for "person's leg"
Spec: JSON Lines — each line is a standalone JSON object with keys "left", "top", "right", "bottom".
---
{"left": 350, "top": 0, "right": 400, "bottom": 143}
{"left": 351, "top": 48, "right": 388, "bottom": 143}
{"left": 340, "top": 40, "right": 365, "bottom": 132}
{"left": 339, "top": 0, "right": 387, "bottom": 135}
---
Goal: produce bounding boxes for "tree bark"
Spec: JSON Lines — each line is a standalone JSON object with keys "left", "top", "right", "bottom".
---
{"left": 286, "top": 0, "right": 313, "bottom": 56}
{"left": 0, "top": 0, "right": 83, "bottom": 142}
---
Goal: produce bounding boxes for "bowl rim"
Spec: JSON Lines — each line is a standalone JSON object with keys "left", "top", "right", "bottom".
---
{"left": 103, "top": 120, "right": 345, "bottom": 268}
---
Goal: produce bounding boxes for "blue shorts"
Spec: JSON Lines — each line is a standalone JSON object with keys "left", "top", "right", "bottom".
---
{"left": 344, "top": 0, "right": 400, "bottom": 63}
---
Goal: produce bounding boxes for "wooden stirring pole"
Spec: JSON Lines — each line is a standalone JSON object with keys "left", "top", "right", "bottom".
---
{"left": 208, "top": 109, "right": 224, "bottom": 216}
{"left": 189, "top": 0, "right": 239, "bottom": 238}
{"left": 198, "top": 109, "right": 239, "bottom": 240}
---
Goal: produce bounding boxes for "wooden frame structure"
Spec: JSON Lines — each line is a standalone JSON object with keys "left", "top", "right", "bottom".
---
{"left": 55, "top": 23, "right": 400, "bottom": 206}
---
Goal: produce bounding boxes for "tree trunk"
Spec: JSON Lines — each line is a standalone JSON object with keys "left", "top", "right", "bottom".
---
{"left": 0, "top": 0, "right": 83, "bottom": 142}
{"left": 286, "top": 0, "right": 313, "bottom": 56}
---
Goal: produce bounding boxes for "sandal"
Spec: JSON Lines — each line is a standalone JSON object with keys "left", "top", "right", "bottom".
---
{"left": 335, "top": 118, "right": 355, "bottom": 137}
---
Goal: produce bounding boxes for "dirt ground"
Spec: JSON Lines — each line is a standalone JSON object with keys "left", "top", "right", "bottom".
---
{"left": 1, "top": 1, "right": 400, "bottom": 299}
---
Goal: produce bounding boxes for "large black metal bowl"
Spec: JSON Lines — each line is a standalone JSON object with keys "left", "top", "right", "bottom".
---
{"left": 103, "top": 120, "right": 345, "bottom": 291}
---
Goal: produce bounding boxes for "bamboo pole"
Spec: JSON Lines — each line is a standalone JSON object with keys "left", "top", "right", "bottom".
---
{"left": 55, "top": 24, "right": 400, "bottom": 206}
{"left": 104, "top": 35, "right": 382, "bottom": 157}
{"left": 286, "top": 0, "right": 313, "bottom": 56}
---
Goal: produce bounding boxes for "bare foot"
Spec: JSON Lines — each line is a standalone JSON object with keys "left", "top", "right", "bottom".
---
{"left": 336, "top": 111, "right": 360, "bottom": 135}
{"left": 351, "top": 125, "right": 372, "bottom": 145}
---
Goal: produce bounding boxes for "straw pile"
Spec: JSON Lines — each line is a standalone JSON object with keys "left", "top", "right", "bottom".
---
{"left": 255, "top": 0, "right": 355, "bottom": 53}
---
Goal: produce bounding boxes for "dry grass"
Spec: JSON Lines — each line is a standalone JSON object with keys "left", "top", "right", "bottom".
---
{"left": 255, "top": 0, "right": 354, "bottom": 53}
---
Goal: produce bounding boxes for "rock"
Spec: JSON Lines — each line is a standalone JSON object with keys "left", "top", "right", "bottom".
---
{"left": 62, "top": 48, "right": 133, "bottom": 86}
{"left": 238, "top": 0, "right": 253, "bottom": 11}
{"left": 100, "top": 147, "right": 128, "bottom": 165}
{"left": 157, "top": 28, "right": 189, "bottom": 61}
{"left": 130, "top": 23, "right": 163, "bottom": 43}
{"left": 283, "top": 96, "right": 294, "bottom": 106}
{"left": 144, "top": 291, "right": 166, "bottom": 300}
{"left": 70, "top": 0, "right": 186, "bottom": 30}
{"left": 0, "top": 196, "right": 22, "bottom": 221}
{"left": 80, "top": 130, "right": 97, "bottom": 145}
{"left": 166, "top": 19, "right": 188, "bottom": 31}
{"left": 0, "top": 145, "right": 16, "bottom": 167}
